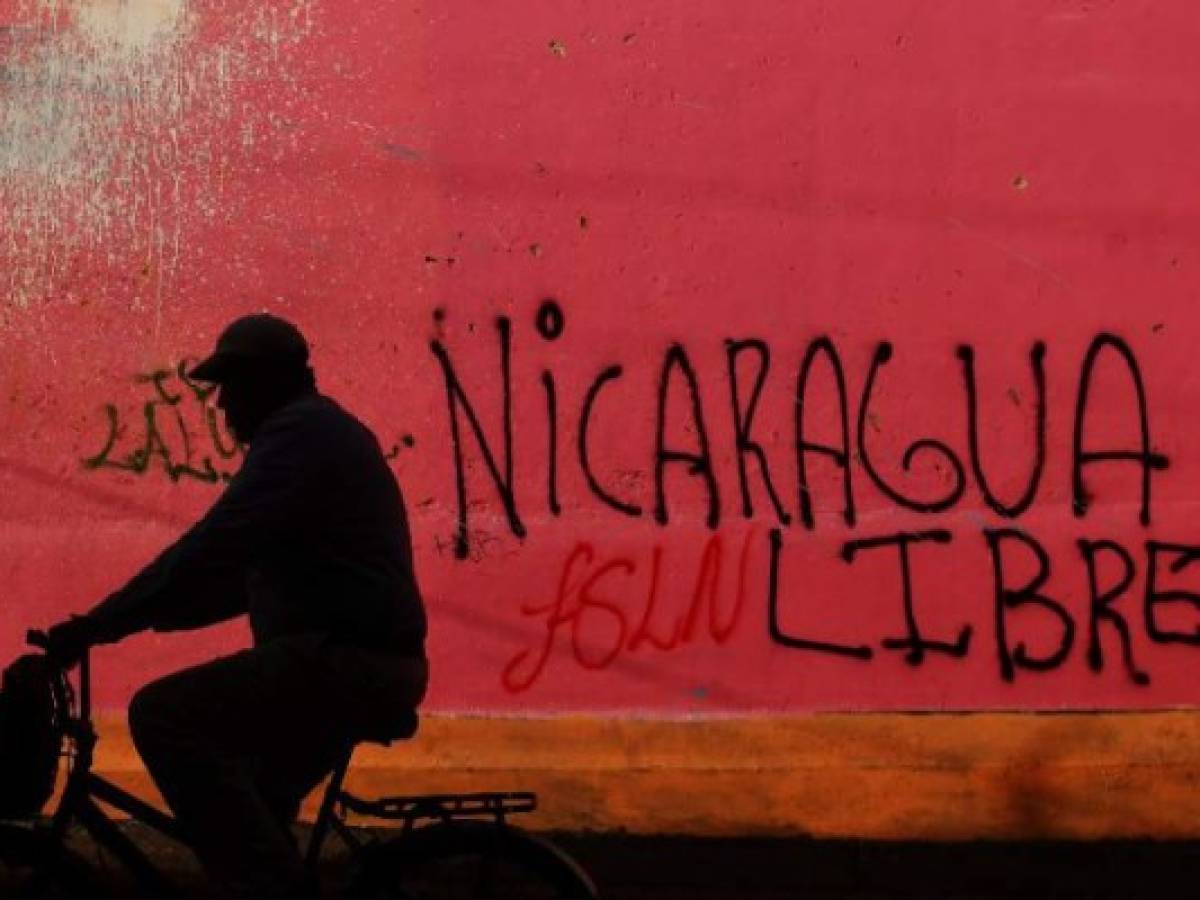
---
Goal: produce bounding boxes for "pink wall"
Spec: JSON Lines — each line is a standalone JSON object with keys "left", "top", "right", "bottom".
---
{"left": 1, "top": 0, "right": 1198, "bottom": 713}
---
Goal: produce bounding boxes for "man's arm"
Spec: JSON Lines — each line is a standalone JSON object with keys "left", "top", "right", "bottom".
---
{"left": 81, "top": 406, "right": 325, "bottom": 644}
{"left": 124, "top": 558, "right": 250, "bottom": 634}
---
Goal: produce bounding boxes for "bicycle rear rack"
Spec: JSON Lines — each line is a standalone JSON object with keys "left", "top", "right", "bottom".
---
{"left": 337, "top": 791, "right": 537, "bottom": 827}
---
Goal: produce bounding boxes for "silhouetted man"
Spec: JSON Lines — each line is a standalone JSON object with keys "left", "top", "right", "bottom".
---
{"left": 46, "top": 314, "right": 428, "bottom": 900}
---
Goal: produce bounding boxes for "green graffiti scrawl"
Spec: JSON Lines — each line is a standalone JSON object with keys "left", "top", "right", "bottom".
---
{"left": 83, "top": 360, "right": 242, "bottom": 484}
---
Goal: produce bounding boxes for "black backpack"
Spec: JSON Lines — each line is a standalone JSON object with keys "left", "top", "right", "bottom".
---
{"left": 0, "top": 654, "right": 65, "bottom": 818}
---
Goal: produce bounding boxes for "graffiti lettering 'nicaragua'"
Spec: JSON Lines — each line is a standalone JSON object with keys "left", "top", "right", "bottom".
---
{"left": 432, "top": 302, "right": 1166, "bottom": 552}
{"left": 432, "top": 303, "right": 1188, "bottom": 690}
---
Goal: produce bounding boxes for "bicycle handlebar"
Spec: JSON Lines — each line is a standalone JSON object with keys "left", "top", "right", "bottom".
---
{"left": 25, "top": 627, "right": 92, "bottom": 722}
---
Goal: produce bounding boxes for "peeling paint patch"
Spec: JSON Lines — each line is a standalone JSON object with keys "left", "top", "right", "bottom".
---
{"left": 0, "top": 0, "right": 320, "bottom": 314}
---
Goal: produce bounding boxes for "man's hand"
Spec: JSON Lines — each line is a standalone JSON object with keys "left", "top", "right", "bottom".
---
{"left": 44, "top": 616, "right": 97, "bottom": 668}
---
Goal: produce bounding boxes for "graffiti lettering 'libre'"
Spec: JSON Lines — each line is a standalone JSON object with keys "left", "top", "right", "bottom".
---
{"left": 503, "top": 525, "right": 1195, "bottom": 691}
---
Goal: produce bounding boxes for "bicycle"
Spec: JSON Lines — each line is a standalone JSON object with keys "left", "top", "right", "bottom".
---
{"left": 0, "top": 631, "right": 598, "bottom": 899}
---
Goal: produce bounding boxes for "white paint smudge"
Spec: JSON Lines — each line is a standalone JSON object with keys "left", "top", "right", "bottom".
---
{"left": 76, "top": 0, "right": 187, "bottom": 56}
{"left": 0, "top": 0, "right": 319, "bottom": 317}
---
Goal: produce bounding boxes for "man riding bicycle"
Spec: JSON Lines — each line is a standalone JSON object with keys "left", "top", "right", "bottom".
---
{"left": 43, "top": 314, "right": 429, "bottom": 900}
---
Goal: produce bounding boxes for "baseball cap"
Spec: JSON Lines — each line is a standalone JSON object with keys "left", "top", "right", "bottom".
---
{"left": 188, "top": 314, "right": 309, "bottom": 383}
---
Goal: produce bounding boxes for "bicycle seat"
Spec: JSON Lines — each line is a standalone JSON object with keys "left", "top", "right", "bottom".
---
{"left": 354, "top": 707, "right": 419, "bottom": 746}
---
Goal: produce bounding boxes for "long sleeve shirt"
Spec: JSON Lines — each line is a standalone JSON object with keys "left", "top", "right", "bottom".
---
{"left": 85, "top": 390, "right": 427, "bottom": 657}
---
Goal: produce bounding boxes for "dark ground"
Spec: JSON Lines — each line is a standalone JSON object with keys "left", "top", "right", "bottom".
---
{"left": 56, "top": 821, "right": 1200, "bottom": 898}
{"left": 560, "top": 834, "right": 1200, "bottom": 898}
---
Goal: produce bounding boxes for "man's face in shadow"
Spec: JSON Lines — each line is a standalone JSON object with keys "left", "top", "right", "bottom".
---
{"left": 216, "top": 370, "right": 275, "bottom": 445}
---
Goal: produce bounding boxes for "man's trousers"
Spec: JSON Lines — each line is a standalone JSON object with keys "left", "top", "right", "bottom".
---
{"left": 127, "top": 633, "right": 428, "bottom": 900}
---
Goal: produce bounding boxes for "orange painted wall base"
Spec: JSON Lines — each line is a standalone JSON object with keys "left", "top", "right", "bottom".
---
{"left": 88, "top": 713, "right": 1200, "bottom": 840}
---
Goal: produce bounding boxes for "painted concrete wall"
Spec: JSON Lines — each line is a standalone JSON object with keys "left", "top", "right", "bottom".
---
{"left": 5, "top": 0, "right": 1200, "bottom": 836}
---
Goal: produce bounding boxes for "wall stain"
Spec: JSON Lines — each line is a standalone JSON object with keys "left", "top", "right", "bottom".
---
{"left": 0, "top": 0, "right": 319, "bottom": 317}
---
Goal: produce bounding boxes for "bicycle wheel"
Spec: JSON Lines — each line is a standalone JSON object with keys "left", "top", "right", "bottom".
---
{"left": 347, "top": 821, "right": 597, "bottom": 900}
{"left": 0, "top": 821, "right": 106, "bottom": 899}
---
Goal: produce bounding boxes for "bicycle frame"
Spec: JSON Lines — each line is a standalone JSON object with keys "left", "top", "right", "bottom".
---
{"left": 26, "top": 634, "right": 576, "bottom": 899}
